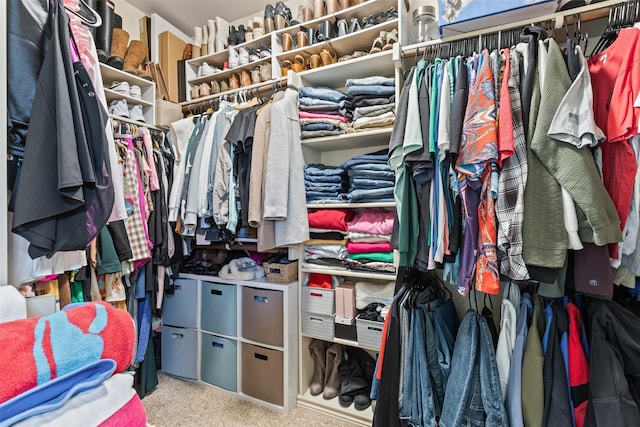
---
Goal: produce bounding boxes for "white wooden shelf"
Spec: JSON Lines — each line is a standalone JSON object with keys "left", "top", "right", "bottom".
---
{"left": 300, "top": 264, "right": 396, "bottom": 281}
{"left": 188, "top": 32, "right": 272, "bottom": 67}
{"left": 104, "top": 88, "right": 154, "bottom": 107}
{"left": 306, "top": 202, "right": 395, "bottom": 209}
{"left": 181, "top": 76, "right": 287, "bottom": 107}
{"left": 301, "top": 127, "right": 393, "bottom": 151}
{"left": 300, "top": 332, "right": 380, "bottom": 352}
{"left": 108, "top": 114, "right": 166, "bottom": 131}
{"left": 188, "top": 56, "right": 272, "bottom": 85}
{"left": 297, "top": 387, "right": 374, "bottom": 426}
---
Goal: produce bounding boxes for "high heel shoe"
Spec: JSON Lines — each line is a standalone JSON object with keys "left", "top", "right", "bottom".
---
{"left": 229, "top": 73, "right": 241, "bottom": 89}
{"left": 383, "top": 28, "right": 397, "bottom": 51}
{"left": 337, "top": 19, "right": 347, "bottom": 37}
{"left": 281, "top": 59, "right": 292, "bottom": 76}
{"left": 275, "top": 1, "right": 292, "bottom": 30}
{"left": 313, "top": 0, "right": 325, "bottom": 19}
{"left": 326, "top": 0, "right": 339, "bottom": 15}
{"left": 348, "top": 17, "right": 361, "bottom": 33}
{"left": 320, "top": 47, "right": 337, "bottom": 66}
{"left": 282, "top": 32, "right": 294, "bottom": 51}
{"left": 292, "top": 54, "right": 308, "bottom": 72}
{"left": 259, "top": 43, "right": 272, "bottom": 57}
{"left": 264, "top": 4, "right": 276, "bottom": 34}
{"left": 309, "top": 53, "right": 322, "bottom": 68}
{"left": 297, "top": 30, "right": 309, "bottom": 48}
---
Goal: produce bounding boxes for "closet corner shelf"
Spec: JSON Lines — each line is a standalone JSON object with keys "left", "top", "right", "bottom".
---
{"left": 104, "top": 88, "right": 153, "bottom": 107}
{"left": 276, "top": 19, "right": 398, "bottom": 65}
{"left": 300, "top": 332, "right": 379, "bottom": 352}
{"left": 295, "top": 50, "right": 394, "bottom": 88}
{"left": 301, "top": 127, "right": 392, "bottom": 151}
{"left": 306, "top": 202, "right": 395, "bottom": 209}
{"left": 300, "top": 264, "right": 396, "bottom": 281}
{"left": 297, "top": 387, "right": 373, "bottom": 426}
{"left": 187, "top": 56, "right": 272, "bottom": 86}
{"left": 180, "top": 76, "right": 287, "bottom": 106}
{"left": 99, "top": 63, "right": 155, "bottom": 87}
{"left": 275, "top": 0, "right": 396, "bottom": 38}
{"left": 187, "top": 32, "right": 272, "bottom": 69}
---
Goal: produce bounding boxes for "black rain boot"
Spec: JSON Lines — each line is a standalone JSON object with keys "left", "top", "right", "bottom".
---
{"left": 95, "top": 0, "right": 115, "bottom": 63}
{"left": 237, "top": 24, "right": 247, "bottom": 44}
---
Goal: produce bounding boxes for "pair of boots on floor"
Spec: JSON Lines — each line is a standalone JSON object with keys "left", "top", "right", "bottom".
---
{"left": 309, "top": 339, "right": 375, "bottom": 410}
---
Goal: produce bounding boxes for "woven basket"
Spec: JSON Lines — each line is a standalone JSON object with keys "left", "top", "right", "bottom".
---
{"left": 263, "top": 260, "right": 298, "bottom": 283}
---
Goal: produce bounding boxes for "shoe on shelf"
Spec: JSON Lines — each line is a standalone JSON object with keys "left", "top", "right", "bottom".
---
{"left": 252, "top": 17, "right": 265, "bottom": 38}
{"left": 191, "top": 84, "right": 200, "bottom": 100}
{"left": 338, "top": 50, "right": 367, "bottom": 61}
{"left": 215, "top": 17, "right": 230, "bottom": 52}
{"left": 274, "top": 1, "right": 292, "bottom": 30}
{"left": 320, "top": 47, "right": 337, "bottom": 66}
{"left": 246, "top": 22, "right": 254, "bottom": 42}
{"left": 383, "top": 28, "right": 397, "bottom": 51}
{"left": 123, "top": 40, "right": 149, "bottom": 75}
{"left": 317, "top": 19, "right": 336, "bottom": 42}
{"left": 348, "top": 17, "right": 361, "bottom": 34}
{"left": 108, "top": 28, "right": 129, "bottom": 70}
{"left": 193, "top": 26, "right": 203, "bottom": 58}
{"left": 310, "top": 53, "right": 321, "bottom": 68}
{"left": 337, "top": 19, "right": 348, "bottom": 37}
{"left": 237, "top": 24, "right": 247, "bottom": 44}
{"left": 202, "top": 25, "right": 209, "bottom": 56}
{"left": 369, "top": 33, "right": 385, "bottom": 54}
{"left": 207, "top": 19, "right": 216, "bottom": 54}
{"left": 264, "top": 4, "right": 276, "bottom": 34}
{"left": 228, "top": 45, "right": 240, "bottom": 68}
{"left": 108, "top": 99, "right": 129, "bottom": 117}
{"left": 251, "top": 67, "right": 261, "bottom": 84}
{"left": 198, "top": 62, "right": 219, "bottom": 77}
{"left": 291, "top": 54, "right": 308, "bottom": 72}
{"left": 229, "top": 73, "right": 241, "bottom": 89}
{"left": 238, "top": 47, "right": 250, "bottom": 66}
{"left": 248, "top": 48, "right": 261, "bottom": 62}
{"left": 200, "top": 82, "right": 212, "bottom": 97}
{"left": 326, "top": 0, "right": 339, "bottom": 15}
{"left": 260, "top": 62, "right": 272, "bottom": 81}
{"left": 211, "top": 80, "right": 221, "bottom": 93}
{"left": 259, "top": 43, "right": 272, "bottom": 57}
{"left": 313, "top": 0, "right": 325, "bottom": 19}
{"left": 129, "top": 85, "right": 142, "bottom": 99}
{"left": 281, "top": 59, "right": 292, "bottom": 77}
{"left": 338, "top": 0, "right": 351, "bottom": 9}
{"left": 228, "top": 25, "right": 239, "bottom": 46}
{"left": 281, "top": 32, "right": 294, "bottom": 51}
{"left": 110, "top": 80, "right": 130, "bottom": 94}
{"left": 297, "top": 30, "right": 309, "bottom": 48}
{"left": 240, "top": 69, "right": 252, "bottom": 86}
{"left": 128, "top": 104, "right": 145, "bottom": 122}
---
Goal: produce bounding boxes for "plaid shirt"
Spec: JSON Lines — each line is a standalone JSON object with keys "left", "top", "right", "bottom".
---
{"left": 123, "top": 143, "right": 152, "bottom": 263}
{"left": 496, "top": 49, "right": 529, "bottom": 280}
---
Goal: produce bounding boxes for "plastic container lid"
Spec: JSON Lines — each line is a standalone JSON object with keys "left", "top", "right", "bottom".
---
{"left": 412, "top": 5, "right": 436, "bottom": 20}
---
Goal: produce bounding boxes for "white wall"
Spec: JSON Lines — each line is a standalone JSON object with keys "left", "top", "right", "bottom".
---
{"left": 112, "top": 0, "right": 145, "bottom": 40}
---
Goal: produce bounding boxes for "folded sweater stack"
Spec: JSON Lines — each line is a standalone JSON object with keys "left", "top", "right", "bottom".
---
{"left": 345, "top": 76, "right": 396, "bottom": 132}
{"left": 304, "top": 209, "right": 355, "bottom": 269}
{"left": 345, "top": 208, "right": 396, "bottom": 274}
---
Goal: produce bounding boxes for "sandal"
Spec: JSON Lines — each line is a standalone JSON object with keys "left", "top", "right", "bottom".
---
{"left": 369, "top": 35, "right": 384, "bottom": 54}
{"left": 292, "top": 54, "right": 308, "bottom": 72}
{"left": 310, "top": 53, "right": 322, "bottom": 68}
{"left": 320, "top": 47, "right": 337, "bottom": 66}
{"left": 338, "top": 50, "right": 367, "bottom": 62}
{"left": 281, "top": 59, "right": 292, "bottom": 76}
{"left": 383, "top": 28, "right": 397, "bottom": 51}
{"left": 282, "top": 32, "right": 294, "bottom": 51}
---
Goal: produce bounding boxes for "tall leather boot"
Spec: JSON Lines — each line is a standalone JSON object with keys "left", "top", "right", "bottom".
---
{"left": 323, "top": 343, "right": 343, "bottom": 400}
{"left": 95, "top": 1, "right": 115, "bottom": 63}
{"left": 85, "top": 0, "right": 98, "bottom": 39}
{"left": 309, "top": 339, "right": 329, "bottom": 396}
{"left": 108, "top": 28, "right": 129, "bottom": 70}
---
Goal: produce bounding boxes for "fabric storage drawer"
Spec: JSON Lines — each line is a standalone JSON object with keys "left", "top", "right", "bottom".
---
{"left": 241, "top": 287, "right": 283, "bottom": 347}
{"left": 161, "top": 326, "right": 197, "bottom": 379}
{"left": 242, "top": 343, "right": 283, "bottom": 406}
{"left": 302, "top": 312, "right": 335, "bottom": 340}
{"left": 301, "top": 287, "right": 334, "bottom": 316}
{"left": 200, "top": 333, "right": 237, "bottom": 392}
{"left": 356, "top": 315, "right": 384, "bottom": 349}
{"left": 201, "top": 281, "right": 237, "bottom": 336}
{"left": 163, "top": 278, "right": 198, "bottom": 328}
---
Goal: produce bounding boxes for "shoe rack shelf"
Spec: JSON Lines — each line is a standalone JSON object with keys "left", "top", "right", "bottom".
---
{"left": 100, "top": 63, "right": 156, "bottom": 126}
{"left": 188, "top": 32, "right": 273, "bottom": 67}
{"left": 301, "top": 127, "right": 393, "bottom": 151}
{"left": 162, "top": 274, "right": 299, "bottom": 413}
{"left": 188, "top": 56, "right": 272, "bottom": 86}
{"left": 300, "top": 264, "right": 396, "bottom": 281}
{"left": 274, "top": 18, "right": 398, "bottom": 65}
{"left": 297, "top": 383, "right": 375, "bottom": 425}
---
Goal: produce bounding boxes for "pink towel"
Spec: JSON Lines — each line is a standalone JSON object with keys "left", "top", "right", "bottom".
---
{"left": 298, "top": 111, "right": 350, "bottom": 123}
{"left": 347, "top": 241, "right": 393, "bottom": 254}
{"left": 347, "top": 208, "right": 395, "bottom": 235}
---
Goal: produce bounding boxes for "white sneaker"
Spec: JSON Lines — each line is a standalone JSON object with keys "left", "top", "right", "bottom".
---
{"left": 110, "top": 81, "right": 130, "bottom": 94}
{"left": 108, "top": 99, "right": 129, "bottom": 118}
{"left": 128, "top": 104, "right": 146, "bottom": 122}
{"left": 198, "top": 62, "right": 218, "bottom": 77}
{"left": 238, "top": 47, "right": 250, "bottom": 66}
{"left": 129, "top": 85, "right": 142, "bottom": 99}
{"left": 228, "top": 45, "right": 239, "bottom": 68}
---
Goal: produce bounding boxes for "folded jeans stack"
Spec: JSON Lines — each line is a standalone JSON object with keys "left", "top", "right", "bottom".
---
{"left": 299, "top": 86, "right": 352, "bottom": 139}
{"left": 304, "top": 164, "right": 348, "bottom": 204}
{"left": 345, "top": 208, "right": 395, "bottom": 274}
{"left": 340, "top": 150, "right": 394, "bottom": 203}
{"left": 345, "top": 76, "right": 395, "bottom": 131}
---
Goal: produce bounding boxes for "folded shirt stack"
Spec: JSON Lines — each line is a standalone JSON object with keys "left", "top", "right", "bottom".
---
{"left": 304, "top": 209, "right": 355, "bottom": 269}
{"left": 298, "top": 87, "right": 352, "bottom": 139}
{"left": 345, "top": 76, "right": 396, "bottom": 132}
{"left": 344, "top": 208, "right": 396, "bottom": 274}
{"left": 340, "top": 150, "right": 395, "bottom": 203}
{"left": 304, "top": 164, "right": 348, "bottom": 204}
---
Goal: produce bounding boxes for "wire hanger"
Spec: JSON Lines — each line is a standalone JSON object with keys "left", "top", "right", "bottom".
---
{"left": 65, "top": 0, "right": 102, "bottom": 27}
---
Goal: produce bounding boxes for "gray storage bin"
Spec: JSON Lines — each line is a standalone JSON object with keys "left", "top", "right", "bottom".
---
{"left": 201, "top": 333, "right": 237, "bottom": 392}
{"left": 356, "top": 314, "right": 384, "bottom": 349}
{"left": 242, "top": 343, "right": 284, "bottom": 406}
{"left": 242, "top": 287, "right": 283, "bottom": 347}
{"left": 201, "top": 281, "right": 237, "bottom": 336}
{"left": 161, "top": 325, "right": 197, "bottom": 379}
{"left": 301, "top": 287, "right": 335, "bottom": 316}
{"left": 301, "top": 311, "right": 335, "bottom": 340}
{"left": 163, "top": 278, "right": 198, "bottom": 328}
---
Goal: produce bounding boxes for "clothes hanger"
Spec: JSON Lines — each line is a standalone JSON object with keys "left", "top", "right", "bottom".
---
{"left": 64, "top": 0, "right": 102, "bottom": 28}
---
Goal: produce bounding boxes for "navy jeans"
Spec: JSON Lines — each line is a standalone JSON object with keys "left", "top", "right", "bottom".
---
{"left": 351, "top": 178, "right": 395, "bottom": 189}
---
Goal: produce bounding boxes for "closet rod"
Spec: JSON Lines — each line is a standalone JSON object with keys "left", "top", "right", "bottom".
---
{"left": 180, "top": 78, "right": 289, "bottom": 113}
{"left": 399, "top": 0, "right": 625, "bottom": 59}
{"left": 108, "top": 114, "right": 168, "bottom": 132}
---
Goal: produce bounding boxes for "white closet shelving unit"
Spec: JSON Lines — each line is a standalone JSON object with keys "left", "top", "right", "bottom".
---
{"left": 100, "top": 63, "right": 157, "bottom": 127}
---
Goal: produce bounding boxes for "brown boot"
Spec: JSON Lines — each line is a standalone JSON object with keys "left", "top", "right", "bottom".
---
{"left": 229, "top": 73, "right": 240, "bottom": 89}
{"left": 123, "top": 40, "right": 148, "bottom": 75}
{"left": 240, "top": 69, "right": 252, "bottom": 87}
{"left": 309, "top": 340, "right": 329, "bottom": 396}
{"left": 136, "top": 62, "right": 153, "bottom": 81}
{"left": 323, "top": 343, "right": 343, "bottom": 400}
{"left": 108, "top": 28, "right": 129, "bottom": 70}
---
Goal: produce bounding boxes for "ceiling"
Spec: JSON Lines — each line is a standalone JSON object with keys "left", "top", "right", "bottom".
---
{"left": 126, "top": 0, "right": 275, "bottom": 36}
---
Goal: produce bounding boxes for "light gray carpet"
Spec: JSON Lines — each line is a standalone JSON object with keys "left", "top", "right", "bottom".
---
{"left": 143, "top": 373, "right": 358, "bottom": 426}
